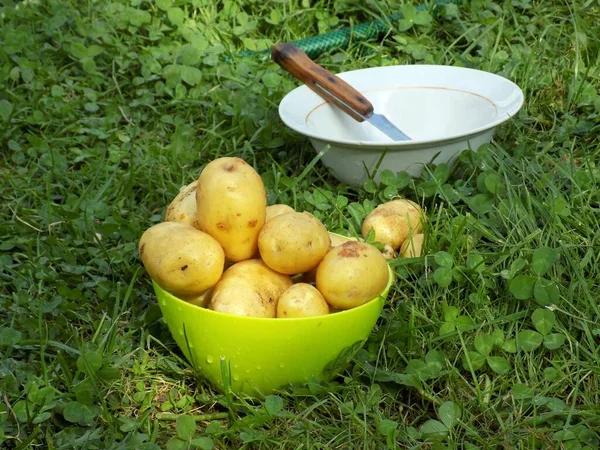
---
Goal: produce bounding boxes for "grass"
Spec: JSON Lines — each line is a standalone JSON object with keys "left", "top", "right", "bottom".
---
{"left": 1, "top": 0, "right": 599, "bottom": 448}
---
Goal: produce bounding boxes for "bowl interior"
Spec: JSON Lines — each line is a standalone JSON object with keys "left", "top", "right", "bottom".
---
{"left": 153, "top": 262, "right": 394, "bottom": 397}
{"left": 279, "top": 64, "right": 524, "bottom": 146}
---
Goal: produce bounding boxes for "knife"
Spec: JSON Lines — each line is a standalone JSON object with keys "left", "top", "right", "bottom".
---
{"left": 271, "top": 43, "right": 411, "bottom": 142}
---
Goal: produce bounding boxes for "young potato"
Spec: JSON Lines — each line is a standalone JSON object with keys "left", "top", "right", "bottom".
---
{"left": 139, "top": 222, "right": 225, "bottom": 297}
{"left": 316, "top": 241, "right": 389, "bottom": 310}
{"left": 209, "top": 259, "right": 293, "bottom": 318}
{"left": 258, "top": 211, "right": 331, "bottom": 275}
{"left": 196, "top": 157, "right": 266, "bottom": 263}
{"left": 164, "top": 180, "right": 199, "bottom": 228}
{"left": 296, "top": 232, "right": 358, "bottom": 284}
{"left": 399, "top": 233, "right": 425, "bottom": 258}
{"left": 180, "top": 288, "right": 212, "bottom": 308}
{"left": 361, "top": 199, "right": 425, "bottom": 251}
{"left": 276, "top": 283, "right": 330, "bottom": 318}
{"left": 266, "top": 204, "right": 295, "bottom": 222}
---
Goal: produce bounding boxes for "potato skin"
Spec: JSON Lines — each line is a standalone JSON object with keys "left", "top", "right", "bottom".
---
{"left": 180, "top": 289, "right": 212, "bottom": 308}
{"left": 139, "top": 222, "right": 225, "bottom": 297}
{"left": 299, "top": 233, "right": 358, "bottom": 284}
{"left": 209, "top": 259, "right": 293, "bottom": 318}
{"left": 400, "top": 233, "right": 425, "bottom": 258}
{"left": 361, "top": 199, "right": 424, "bottom": 251}
{"left": 258, "top": 211, "right": 331, "bottom": 275}
{"left": 276, "top": 283, "right": 330, "bottom": 318}
{"left": 196, "top": 157, "right": 266, "bottom": 263}
{"left": 316, "top": 241, "right": 389, "bottom": 310}
{"left": 164, "top": 180, "right": 199, "bottom": 228}
{"left": 266, "top": 204, "right": 295, "bottom": 222}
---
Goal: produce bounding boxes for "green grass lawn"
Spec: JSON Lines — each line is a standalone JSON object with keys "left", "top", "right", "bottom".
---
{"left": 1, "top": 0, "right": 599, "bottom": 448}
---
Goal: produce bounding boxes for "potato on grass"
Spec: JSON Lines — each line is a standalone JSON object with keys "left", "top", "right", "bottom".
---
{"left": 196, "top": 157, "right": 266, "bottom": 263}
{"left": 399, "top": 233, "right": 425, "bottom": 258}
{"left": 209, "top": 259, "right": 293, "bottom": 318}
{"left": 164, "top": 180, "right": 199, "bottom": 228}
{"left": 266, "top": 204, "right": 295, "bottom": 222}
{"left": 139, "top": 222, "right": 225, "bottom": 297}
{"left": 258, "top": 211, "right": 331, "bottom": 275}
{"left": 276, "top": 283, "right": 330, "bottom": 318}
{"left": 361, "top": 199, "right": 425, "bottom": 251}
{"left": 316, "top": 241, "right": 389, "bottom": 310}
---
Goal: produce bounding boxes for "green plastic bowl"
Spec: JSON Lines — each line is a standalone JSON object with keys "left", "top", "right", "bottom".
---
{"left": 153, "top": 261, "right": 393, "bottom": 397}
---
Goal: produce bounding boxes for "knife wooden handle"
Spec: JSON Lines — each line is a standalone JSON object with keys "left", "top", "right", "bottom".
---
{"left": 271, "top": 43, "right": 373, "bottom": 123}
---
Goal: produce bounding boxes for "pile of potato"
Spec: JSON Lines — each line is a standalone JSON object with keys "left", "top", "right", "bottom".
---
{"left": 139, "top": 157, "right": 426, "bottom": 319}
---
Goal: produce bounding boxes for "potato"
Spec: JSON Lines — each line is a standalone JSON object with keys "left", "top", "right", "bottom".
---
{"left": 297, "top": 233, "right": 359, "bottom": 284}
{"left": 361, "top": 199, "right": 425, "bottom": 251}
{"left": 164, "top": 180, "right": 199, "bottom": 228}
{"left": 139, "top": 222, "right": 225, "bottom": 297}
{"left": 196, "top": 157, "right": 267, "bottom": 263}
{"left": 316, "top": 241, "right": 389, "bottom": 310}
{"left": 266, "top": 204, "right": 295, "bottom": 222}
{"left": 276, "top": 283, "right": 330, "bottom": 318}
{"left": 209, "top": 259, "right": 293, "bottom": 318}
{"left": 180, "top": 289, "right": 212, "bottom": 308}
{"left": 400, "top": 233, "right": 425, "bottom": 258}
{"left": 258, "top": 211, "right": 331, "bottom": 275}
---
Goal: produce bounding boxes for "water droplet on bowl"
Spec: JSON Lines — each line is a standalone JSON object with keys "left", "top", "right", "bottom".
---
{"left": 233, "top": 375, "right": 240, "bottom": 381}
{"left": 206, "top": 356, "right": 214, "bottom": 364}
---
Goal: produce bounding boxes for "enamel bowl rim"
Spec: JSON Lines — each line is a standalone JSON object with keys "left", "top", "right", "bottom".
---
{"left": 277, "top": 63, "right": 524, "bottom": 148}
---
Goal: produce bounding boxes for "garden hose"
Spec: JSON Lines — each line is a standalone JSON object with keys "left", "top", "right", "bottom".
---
{"left": 236, "top": 0, "right": 463, "bottom": 61}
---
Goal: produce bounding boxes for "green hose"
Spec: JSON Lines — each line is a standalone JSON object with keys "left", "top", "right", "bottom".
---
{"left": 237, "top": 0, "right": 462, "bottom": 61}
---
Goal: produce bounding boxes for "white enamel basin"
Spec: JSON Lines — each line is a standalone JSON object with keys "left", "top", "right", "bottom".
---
{"left": 278, "top": 64, "right": 524, "bottom": 186}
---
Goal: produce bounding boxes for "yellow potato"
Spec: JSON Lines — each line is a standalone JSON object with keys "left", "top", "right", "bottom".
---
{"left": 266, "top": 204, "right": 295, "bottom": 222}
{"left": 258, "top": 211, "right": 331, "bottom": 275}
{"left": 196, "top": 157, "right": 266, "bottom": 263}
{"left": 164, "top": 180, "right": 199, "bottom": 228}
{"left": 361, "top": 199, "right": 425, "bottom": 251}
{"left": 276, "top": 283, "right": 330, "bottom": 318}
{"left": 298, "top": 233, "right": 359, "bottom": 284}
{"left": 400, "top": 233, "right": 425, "bottom": 258}
{"left": 316, "top": 241, "right": 389, "bottom": 310}
{"left": 209, "top": 259, "right": 293, "bottom": 318}
{"left": 139, "top": 222, "right": 225, "bottom": 297}
{"left": 180, "top": 289, "right": 212, "bottom": 308}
